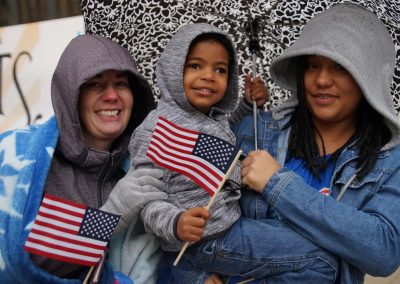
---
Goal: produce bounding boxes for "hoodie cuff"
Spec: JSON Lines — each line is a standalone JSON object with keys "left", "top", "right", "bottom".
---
{"left": 173, "top": 212, "right": 184, "bottom": 241}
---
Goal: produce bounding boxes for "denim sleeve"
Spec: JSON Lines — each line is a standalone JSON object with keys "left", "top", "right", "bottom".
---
{"left": 262, "top": 167, "right": 400, "bottom": 277}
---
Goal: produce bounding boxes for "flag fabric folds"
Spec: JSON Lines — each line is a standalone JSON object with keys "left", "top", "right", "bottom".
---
{"left": 24, "top": 194, "right": 120, "bottom": 266}
{"left": 147, "top": 116, "right": 239, "bottom": 195}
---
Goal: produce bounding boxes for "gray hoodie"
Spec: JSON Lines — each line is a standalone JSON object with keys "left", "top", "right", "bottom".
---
{"left": 126, "top": 23, "right": 242, "bottom": 252}
{"left": 33, "top": 34, "right": 154, "bottom": 277}
{"left": 269, "top": 2, "right": 400, "bottom": 149}
{"left": 48, "top": 34, "right": 154, "bottom": 206}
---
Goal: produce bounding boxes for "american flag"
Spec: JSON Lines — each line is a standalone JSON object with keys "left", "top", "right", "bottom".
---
{"left": 147, "top": 116, "right": 239, "bottom": 195}
{"left": 24, "top": 194, "right": 120, "bottom": 266}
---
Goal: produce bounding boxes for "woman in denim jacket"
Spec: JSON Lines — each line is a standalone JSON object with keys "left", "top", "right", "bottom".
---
{"left": 233, "top": 3, "right": 400, "bottom": 283}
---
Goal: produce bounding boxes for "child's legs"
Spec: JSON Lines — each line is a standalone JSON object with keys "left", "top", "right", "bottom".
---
{"left": 240, "top": 190, "right": 269, "bottom": 219}
{"left": 182, "top": 218, "right": 338, "bottom": 282}
{"left": 265, "top": 262, "right": 338, "bottom": 284}
{"left": 165, "top": 252, "right": 214, "bottom": 284}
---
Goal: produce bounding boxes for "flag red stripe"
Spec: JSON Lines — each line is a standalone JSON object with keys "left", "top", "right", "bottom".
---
{"left": 147, "top": 148, "right": 219, "bottom": 191}
{"left": 30, "top": 228, "right": 105, "bottom": 250}
{"left": 149, "top": 136, "right": 222, "bottom": 182}
{"left": 147, "top": 151, "right": 216, "bottom": 195}
{"left": 44, "top": 193, "right": 87, "bottom": 210}
{"left": 159, "top": 116, "right": 199, "bottom": 135}
{"left": 25, "top": 194, "right": 118, "bottom": 267}
{"left": 35, "top": 219, "right": 78, "bottom": 235}
{"left": 40, "top": 202, "right": 85, "bottom": 219}
{"left": 24, "top": 247, "right": 98, "bottom": 266}
{"left": 37, "top": 211, "right": 82, "bottom": 227}
{"left": 156, "top": 123, "right": 197, "bottom": 146}
{"left": 154, "top": 127, "right": 195, "bottom": 150}
{"left": 26, "top": 236, "right": 103, "bottom": 258}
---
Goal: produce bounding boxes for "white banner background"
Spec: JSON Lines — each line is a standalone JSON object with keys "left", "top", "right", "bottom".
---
{"left": 0, "top": 16, "right": 85, "bottom": 133}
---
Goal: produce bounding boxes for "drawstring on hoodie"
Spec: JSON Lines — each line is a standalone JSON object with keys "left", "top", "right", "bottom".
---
{"left": 337, "top": 159, "right": 366, "bottom": 201}
{"left": 336, "top": 173, "right": 357, "bottom": 201}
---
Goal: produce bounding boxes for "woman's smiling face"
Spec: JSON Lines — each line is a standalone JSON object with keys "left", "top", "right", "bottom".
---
{"left": 78, "top": 70, "right": 134, "bottom": 150}
{"left": 304, "top": 55, "right": 364, "bottom": 128}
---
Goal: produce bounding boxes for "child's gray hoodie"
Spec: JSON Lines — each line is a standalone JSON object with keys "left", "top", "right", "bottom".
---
{"left": 126, "top": 23, "right": 243, "bottom": 252}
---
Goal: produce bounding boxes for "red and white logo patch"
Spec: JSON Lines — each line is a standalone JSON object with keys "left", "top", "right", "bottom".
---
{"left": 319, "top": 187, "right": 331, "bottom": 196}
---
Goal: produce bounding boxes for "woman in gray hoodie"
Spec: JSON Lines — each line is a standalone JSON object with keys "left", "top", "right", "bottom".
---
{"left": 0, "top": 34, "right": 165, "bottom": 283}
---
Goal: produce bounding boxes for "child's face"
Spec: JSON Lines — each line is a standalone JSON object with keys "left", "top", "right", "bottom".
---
{"left": 183, "top": 39, "right": 229, "bottom": 114}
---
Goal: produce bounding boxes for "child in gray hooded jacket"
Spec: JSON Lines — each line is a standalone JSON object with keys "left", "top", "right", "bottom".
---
{"left": 105, "top": 23, "right": 338, "bottom": 283}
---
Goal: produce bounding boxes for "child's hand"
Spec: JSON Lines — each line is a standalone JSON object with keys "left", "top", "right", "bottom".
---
{"left": 241, "top": 150, "right": 281, "bottom": 193}
{"left": 204, "top": 273, "right": 223, "bottom": 284}
{"left": 244, "top": 74, "right": 268, "bottom": 107}
{"left": 177, "top": 207, "right": 210, "bottom": 242}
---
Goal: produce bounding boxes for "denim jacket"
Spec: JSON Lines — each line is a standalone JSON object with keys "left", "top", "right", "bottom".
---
{"left": 232, "top": 111, "right": 400, "bottom": 284}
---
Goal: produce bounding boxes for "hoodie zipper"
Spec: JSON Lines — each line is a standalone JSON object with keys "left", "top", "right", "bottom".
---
{"left": 97, "top": 153, "right": 115, "bottom": 208}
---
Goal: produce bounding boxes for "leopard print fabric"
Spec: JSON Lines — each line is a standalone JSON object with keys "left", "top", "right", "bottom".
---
{"left": 81, "top": 0, "right": 400, "bottom": 112}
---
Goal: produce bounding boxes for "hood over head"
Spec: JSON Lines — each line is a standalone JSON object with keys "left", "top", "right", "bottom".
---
{"left": 155, "top": 23, "right": 239, "bottom": 116}
{"left": 51, "top": 34, "right": 154, "bottom": 164}
{"left": 270, "top": 2, "right": 400, "bottom": 149}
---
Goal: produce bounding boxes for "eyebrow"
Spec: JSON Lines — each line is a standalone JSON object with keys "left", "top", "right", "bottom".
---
{"left": 115, "top": 72, "right": 129, "bottom": 78}
{"left": 216, "top": 61, "right": 228, "bottom": 66}
{"left": 186, "top": 57, "right": 228, "bottom": 66}
{"left": 91, "top": 71, "right": 129, "bottom": 79}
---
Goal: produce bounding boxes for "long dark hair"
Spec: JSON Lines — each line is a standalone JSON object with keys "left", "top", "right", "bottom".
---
{"left": 287, "top": 57, "right": 391, "bottom": 179}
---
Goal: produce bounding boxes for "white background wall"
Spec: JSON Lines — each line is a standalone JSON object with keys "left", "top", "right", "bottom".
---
{"left": 0, "top": 16, "right": 85, "bottom": 133}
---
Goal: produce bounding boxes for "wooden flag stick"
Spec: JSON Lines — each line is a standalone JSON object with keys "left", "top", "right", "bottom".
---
{"left": 91, "top": 251, "right": 106, "bottom": 284}
{"left": 205, "top": 150, "right": 242, "bottom": 211}
{"left": 83, "top": 266, "right": 95, "bottom": 284}
{"left": 237, "top": 278, "right": 256, "bottom": 284}
{"left": 173, "top": 150, "right": 243, "bottom": 266}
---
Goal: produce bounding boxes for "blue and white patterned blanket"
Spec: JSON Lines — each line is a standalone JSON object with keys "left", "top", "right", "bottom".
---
{"left": 0, "top": 117, "right": 164, "bottom": 283}
{"left": 0, "top": 117, "right": 116, "bottom": 283}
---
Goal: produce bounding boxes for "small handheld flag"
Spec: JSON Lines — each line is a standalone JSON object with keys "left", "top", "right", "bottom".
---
{"left": 147, "top": 116, "right": 240, "bottom": 195}
{"left": 24, "top": 194, "right": 120, "bottom": 266}
{"left": 147, "top": 116, "right": 242, "bottom": 266}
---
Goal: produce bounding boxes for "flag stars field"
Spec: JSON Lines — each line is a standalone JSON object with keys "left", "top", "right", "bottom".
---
{"left": 193, "top": 133, "right": 237, "bottom": 172}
